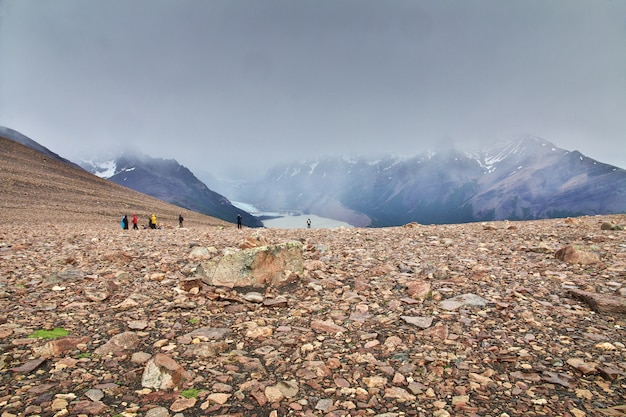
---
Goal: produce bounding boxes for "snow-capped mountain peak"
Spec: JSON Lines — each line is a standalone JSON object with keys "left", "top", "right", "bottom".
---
{"left": 234, "top": 136, "right": 626, "bottom": 226}
{"left": 78, "top": 152, "right": 263, "bottom": 227}
{"left": 82, "top": 159, "right": 117, "bottom": 178}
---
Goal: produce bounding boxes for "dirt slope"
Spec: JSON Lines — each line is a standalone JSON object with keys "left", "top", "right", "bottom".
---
{"left": 0, "top": 137, "right": 231, "bottom": 228}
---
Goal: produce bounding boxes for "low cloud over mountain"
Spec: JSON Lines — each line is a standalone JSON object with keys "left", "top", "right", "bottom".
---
{"left": 234, "top": 136, "right": 626, "bottom": 227}
{"left": 79, "top": 154, "right": 262, "bottom": 228}
{"left": 5, "top": 126, "right": 624, "bottom": 228}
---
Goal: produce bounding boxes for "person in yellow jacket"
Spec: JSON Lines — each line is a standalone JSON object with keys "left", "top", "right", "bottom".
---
{"left": 150, "top": 214, "right": 157, "bottom": 229}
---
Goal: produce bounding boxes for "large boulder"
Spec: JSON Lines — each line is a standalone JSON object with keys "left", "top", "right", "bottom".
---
{"left": 141, "top": 353, "right": 193, "bottom": 390}
{"left": 554, "top": 245, "right": 600, "bottom": 265}
{"left": 566, "top": 289, "right": 626, "bottom": 315}
{"left": 197, "top": 242, "right": 303, "bottom": 288}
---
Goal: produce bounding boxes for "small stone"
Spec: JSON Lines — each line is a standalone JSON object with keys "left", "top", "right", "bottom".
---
{"left": 94, "top": 332, "right": 140, "bottom": 356}
{"left": 469, "top": 372, "right": 493, "bottom": 385}
{"left": 242, "top": 292, "right": 265, "bottom": 303}
{"left": 131, "top": 351, "right": 152, "bottom": 364}
{"left": 84, "top": 389, "right": 104, "bottom": 402}
{"left": 141, "top": 353, "right": 193, "bottom": 390}
{"left": 170, "top": 397, "right": 196, "bottom": 412}
{"left": 440, "top": 294, "right": 488, "bottom": 310}
{"left": 11, "top": 358, "right": 46, "bottom": 374}
{"left": 71, "top": 400, "right": 108, "bottom": 415}
{"left": 315, "top": 398, "right": 333, "bottom": 411}
{"left": 566, "top": 358, "right": 596, "bottom": 374}
{"left": 364, "top": 339, "right": 380, "bottom": 349}
{"left": 245, "top": 326, "right": 273, "bottom": 339}
{"left": 575, "top": 389, "right": 594, "bottom": 400}
{"left": 277, "top": 380, "right": 299, "bottom": 398}
{"left": 401, "top": 315, "right": 433, "bottom": 329}
{"left": 207, "top": 393, "right": 231, "bottom": 404}
{"left": 363, "top": 376, "right": 387, "bottom": 388}
{"left": 406, "top": 280, "right": 431, "bottom": 299}
{"left": 51, "top": 397, "right": 68, "bottom": 411}
{"left": 452, "top": 395, "right": 469, "bottom": 405}
{"left": 189, "top": 246, "right": 211, "bottom": 260}
{"left": 310, "top": 320, "right": 347, "bottom": 333}
{"left": 145, "top": 406, "right": 170, "bottom": 417}
{"left": 384, "top": 387, "right": 416, "bottom": 402}
{"left": 128, "top": 320, "right": 149, "bottom": 330}
{"left": 265, "top": 385, "right": 284, "bottom": 403}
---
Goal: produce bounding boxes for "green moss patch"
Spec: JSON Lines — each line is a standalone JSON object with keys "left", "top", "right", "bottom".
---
{"left": 28, "top": 328, "right": 69, "bottom": 339}
{"left": 181, "top": 388, "right": 200, "bottom": 399}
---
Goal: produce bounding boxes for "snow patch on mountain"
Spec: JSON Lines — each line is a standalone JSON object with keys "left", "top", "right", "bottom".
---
{"left": 81, "top": 159, "right": 117, "bottom": 178}
{"left": 234, "top": 135, "right": 626, "bottom": 226}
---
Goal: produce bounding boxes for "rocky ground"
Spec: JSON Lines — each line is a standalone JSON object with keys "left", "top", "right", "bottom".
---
{"left": 0, "top": 214, "right": 625, "bottom": 417}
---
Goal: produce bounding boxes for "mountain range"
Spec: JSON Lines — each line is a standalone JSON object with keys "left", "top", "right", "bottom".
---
{"left": 2, "top": 126, "right": 625, "bottom": 227}
{"left": 78, "top": 154, "right": 263, "bottom": 227}
{"left": 233, "top": 136, "right": 626, "bottom": 226}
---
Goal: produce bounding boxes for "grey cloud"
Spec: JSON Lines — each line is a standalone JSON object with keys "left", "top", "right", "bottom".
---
{"left": 1, "top": 0, "right": 625, "bottom": 180}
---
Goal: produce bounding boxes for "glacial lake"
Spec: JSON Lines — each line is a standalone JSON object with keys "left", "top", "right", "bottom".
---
{"left": 232, "top": 202, "right": 354, "bottom": 229}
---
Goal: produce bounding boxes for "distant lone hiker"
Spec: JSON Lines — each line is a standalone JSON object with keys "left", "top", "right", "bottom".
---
{"left": 150, "top": 214, "right": 157, "bottom": 229}
{"left": 132, "top": 214, "right": 138, "bottom": 230}
{"left": 237, "top": 214, "right": 242, "bottom": 229}
{"left": 307, "top": 218, "right": 311, "bottom": 229}
{"left": 179, "top": 214, "right": 184, "bottom": 228}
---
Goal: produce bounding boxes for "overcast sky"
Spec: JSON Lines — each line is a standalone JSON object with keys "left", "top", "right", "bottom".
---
{"left": 1, "top": 0, "right": 625, "bottom": 180}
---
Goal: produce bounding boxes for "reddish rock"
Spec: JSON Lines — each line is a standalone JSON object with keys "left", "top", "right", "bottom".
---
{"left": 11, "top": 358, "right": 46, "bottom": 374}
{"left": 142, "top": 353, "right": 193, "bottom": 390}
{"left": 406, "top": 280, "right": 431, "bottom": 299}
{"left": 555, "top": 245, "right": 600, "bottom": 264}
{"left": 567, "top": 289, "right": 626, "bottom": 315}
{"left": 170, "top": 397, "right": 197, "bottom": 412}
{"left": 239, "top": 234, "right": 270, "bottom": 249}
{"left": 71, "top": 400, "right": 108, "bottom": 415}
{"left": 310, "top": 320, "right": 347, "bottom": 333}
{"left": 94, "top": 332, "right": 140, "bottom": 356}
{"left": 33, "top": 336, "right": 91, "bottom": 358}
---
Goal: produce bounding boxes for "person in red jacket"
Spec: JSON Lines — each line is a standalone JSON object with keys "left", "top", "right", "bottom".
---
{"left": 132, "top": 214, "right": 138, "bottom": 230}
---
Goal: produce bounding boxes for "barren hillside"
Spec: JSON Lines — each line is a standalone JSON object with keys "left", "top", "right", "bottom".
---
{"left": 0, "top": 137, "right": 231, "bottom": 228}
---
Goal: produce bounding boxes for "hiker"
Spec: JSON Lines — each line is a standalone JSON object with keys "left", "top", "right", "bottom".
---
{"left": 121, "top": 215, "right": 129, "bottom": 230}
{"left": 237, "top": 214, "right": 242, "bottom": 229}
{"left": 132, "top": 214, "right": 138, "bottom": 230}
{"left": 179, "top": 214, "right": 184, "bottom": 228}
{"left": 150, "top": 214, "right": 157, "bottom": 229}
{"left": 307, "top": 218, "right": 311, "bottom": 229}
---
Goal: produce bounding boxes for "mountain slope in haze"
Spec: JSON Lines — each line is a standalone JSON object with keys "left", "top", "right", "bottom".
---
{"left": 235, "top": 136, "right": 626, "bottom": 226}
{"left": 0, "top": 136, "right": 231, "bottom": 227}
{"left": 79, "top": 154, "right": 263, "bottom": 227}
{"left": 465, "top": 138, "right": 626, "bottom": 221}
{"left": 0, "top": 126, "right": 82, "bottom": 169}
